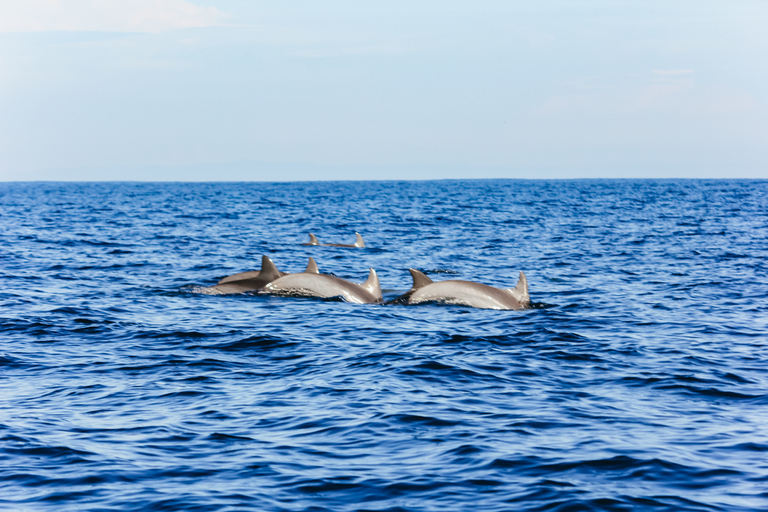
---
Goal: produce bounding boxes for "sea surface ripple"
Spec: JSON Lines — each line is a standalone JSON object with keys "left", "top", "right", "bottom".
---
{"left": 1, "top": 180, "right": 767, "bottom": 511}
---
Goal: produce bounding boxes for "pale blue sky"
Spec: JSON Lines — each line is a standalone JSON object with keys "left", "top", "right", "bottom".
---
{"left": 1, "top": 0, "right": 766, "bottom": 181}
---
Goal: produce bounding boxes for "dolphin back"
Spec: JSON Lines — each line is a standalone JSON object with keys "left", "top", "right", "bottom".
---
{"left": 302, "top": 232, "right": 364, "bottom": 248}
{"left": 265, "top": 272, "right": 380, "bottom": 304}
{"left": 408, "top": 269, "right": 434, "bottom": 290}
{"left": 402, "top": 269, "right": 531, "bottom": 310}
{"left": 361, "top": 268, "right": 382, "bottom": 300}
{"left": 508, "top": 271, "right": 530, "bottom": 307}
{"left": 204, "top": 255, "right": 283, "bottom": 294}
{"left": 258, "top": 255, "right": 281, "bottom": 282}
{"left": 305, "top": 257, "right": 320, "bottom": 274}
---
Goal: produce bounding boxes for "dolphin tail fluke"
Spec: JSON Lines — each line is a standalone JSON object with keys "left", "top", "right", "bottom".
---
{"left": 362, "top": 268, "right": 382, "bottom": 300}
{"left": 408, "top": 269, "right": 433, "bottom": 290}
{"left": 307, "top": 233, "right": 320, "bottom": 245}
{"left": 260, "top": 255, "right": 281, "bottom": 282}
{"left": 354, "top": 232, "right": 365, "bottom": 248}
{"left": 509, "top": 271, "right": 530, "bottom": 306}
{"left": 306, "top": 257, "right": 320, "bottom": 274}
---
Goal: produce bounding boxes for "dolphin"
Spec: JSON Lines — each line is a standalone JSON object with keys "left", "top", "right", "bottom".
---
{"left": 302, "top": 232, "right": 365, "bottom": 248}
{"left": 397, "top": 269, "right": 530, "bottom": 310}
{"left": 203, "top": 255, "right": 285, "bottom": 294}
{"left": 263, "top": 257, "right": 382, "bottom": 304}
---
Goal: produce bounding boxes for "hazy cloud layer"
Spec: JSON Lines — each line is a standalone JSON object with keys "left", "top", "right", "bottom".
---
{"left": 0, "top": 1, "right": 766, "bottom": 180}
{"left": 0, "top": 0, "right": 227, "bottom": 33}
{"left": 653, "top": 69, "right": 695, "bottom": 76}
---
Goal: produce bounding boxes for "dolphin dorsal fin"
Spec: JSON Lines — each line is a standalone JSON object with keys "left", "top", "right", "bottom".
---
{"left": 408, "top": 269, "right": 433, "bottom": 290}
{"left": 508, "top": 271, "right": 530, "bottom": 305}
{"left": 305, "top": 257, "right": 320, "bottom": 274}
{"left": 354, "top": 232, "right": 365, "bottom": 248}
{"left": 361, "top": 268, "right": 382, "bottom": 300}
{"left": 260, "top": 255, "right": 281, "bottom": 282}
{"left": 307, "top": 233, "right": 320, "bottom": 245}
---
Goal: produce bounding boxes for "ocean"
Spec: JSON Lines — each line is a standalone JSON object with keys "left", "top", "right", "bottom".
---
{"left": 1, "top": 179, "right": 767, "bottom": 511}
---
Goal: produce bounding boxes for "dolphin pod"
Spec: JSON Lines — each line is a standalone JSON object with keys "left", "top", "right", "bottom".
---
{"left": 303, "top": 232, "right": 365, "bottom": 248}
{"left": 204, "top": 253, "right": 531, "bottom": 310}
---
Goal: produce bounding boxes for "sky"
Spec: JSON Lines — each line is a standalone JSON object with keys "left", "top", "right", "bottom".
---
{"left": 0, "top": 0, "right": 766, "bottom": 181}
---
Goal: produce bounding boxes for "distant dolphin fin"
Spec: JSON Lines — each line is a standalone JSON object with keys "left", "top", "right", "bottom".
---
{"left": 508, "top": 271, "right": 530, "bottom": 305}
{"left": 260, "top": 255, "right": 281, "bottom": 282}
{"left": 307, "top": 233, "right": 320, "bottom": 245}
{"left": 306, "top": 257, "right": 320, "bottom": 274}
{"left": 408, "top": 269, "right": 433, "bottom": 290}
{"left": 354, "top": 232, "right": 365, "bottom": 248}
{"left": 361, "top": 268, "right": 382, "bottom": 300}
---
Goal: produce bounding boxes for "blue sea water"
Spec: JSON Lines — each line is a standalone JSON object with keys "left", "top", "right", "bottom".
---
{"left": 1, "top": 179, "right": 767, "bottom": 512}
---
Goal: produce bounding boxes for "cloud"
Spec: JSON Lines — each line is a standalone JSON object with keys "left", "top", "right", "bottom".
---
{"left": 0, "top": 0, "right": 228, "bottom": 33}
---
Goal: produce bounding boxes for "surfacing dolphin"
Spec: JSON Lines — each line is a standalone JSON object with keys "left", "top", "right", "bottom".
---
{"left": 203, "top": 255, "right": 285, "bottom": 295}
{"left": 302, "top": 232, "right": 365, "bottom": 248}
{"left": 397, "top": 269, "right": 530, "bottom": 310}
{"left": 263, "top": 257, "right": 382, "bottom": 304}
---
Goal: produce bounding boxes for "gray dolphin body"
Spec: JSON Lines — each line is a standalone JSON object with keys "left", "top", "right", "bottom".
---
{"left": 399, "top": 269, "right": 530, "bottom": 310}
{"left": 263, "top": 257, "right": 382, "bottom": 304}
{"left": 302, "top": 232, "right": 365, "bottom": 248}
{"left": 203, "top": 255, "right": 285, "bottom": 294}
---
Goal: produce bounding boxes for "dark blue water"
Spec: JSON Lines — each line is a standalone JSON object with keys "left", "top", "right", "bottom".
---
{"left": 1, "top": 180, "right": 767, "bottom": 512}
